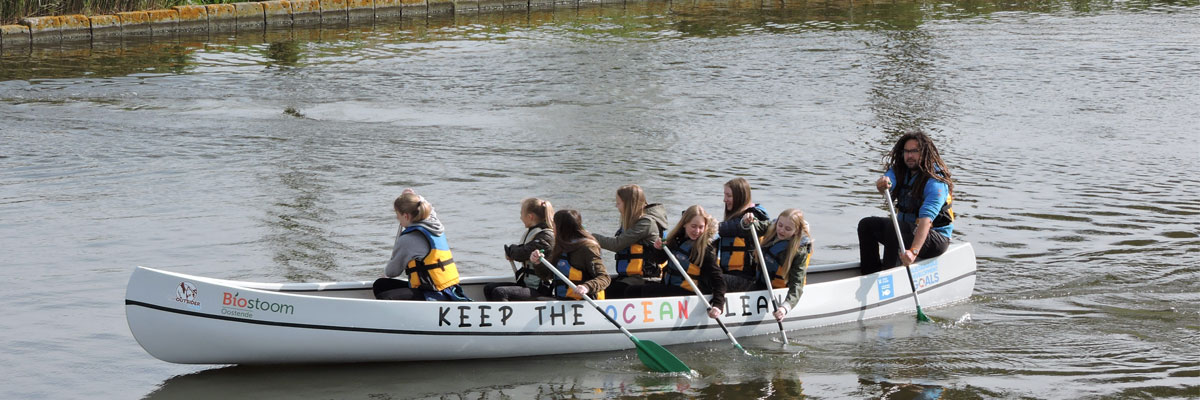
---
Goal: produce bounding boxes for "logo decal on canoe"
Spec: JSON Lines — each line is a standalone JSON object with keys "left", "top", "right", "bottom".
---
{"left": 174, "top": 281, "right": 202, "bottom": 310}
{"left": 221, "top": 292, "right": 295, "bottom": 319}
{"left": 911, "top": 260, "right": 940, "bottom": 290}
{"left": 877, "top": 275, "right": 894, "bottom": 300}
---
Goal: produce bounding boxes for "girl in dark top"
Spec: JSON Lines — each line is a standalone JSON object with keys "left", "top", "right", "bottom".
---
{"left": 484, "top": 198, "right": 556, "bottom": 301}
{"left": 717, "top": 177, "right": 770, "bottom": 292}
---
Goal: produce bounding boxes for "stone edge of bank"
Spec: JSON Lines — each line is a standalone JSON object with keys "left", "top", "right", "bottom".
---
{"left": 0, "top": 0, "right": 626, "bottom": 49}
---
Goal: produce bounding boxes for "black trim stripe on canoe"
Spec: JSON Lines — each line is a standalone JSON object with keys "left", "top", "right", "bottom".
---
{"left": 126, "top": 271, "right": 975, "bottom": 337}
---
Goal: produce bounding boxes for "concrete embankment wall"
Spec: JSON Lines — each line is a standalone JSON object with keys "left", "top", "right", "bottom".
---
{"left": 0, "top": 0, "right": 651, "bottom": 49}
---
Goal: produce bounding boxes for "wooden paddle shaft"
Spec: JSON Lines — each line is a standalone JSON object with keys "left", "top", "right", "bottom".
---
{"left": 537, "top": 257, "right": 638, "bottom": 340}
{"left": 663, "top": 245, "right": 744, "bottom": 348}
{"left": 882, "top": 191, "right": 927, "bottom": 311}
{"left": 749, "top": 224, "right": 789, "bottom": 343}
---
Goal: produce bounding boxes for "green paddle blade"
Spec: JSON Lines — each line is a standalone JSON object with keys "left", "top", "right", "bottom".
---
{"left": 916, "top": 306, "right": 933, "bottom": 323}
{"left": 634, "top": 339, "right": 691, "bottom": 373}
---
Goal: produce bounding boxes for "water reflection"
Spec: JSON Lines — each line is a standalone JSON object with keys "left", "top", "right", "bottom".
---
{"left": 138, "top": 319, "right": 968, "bottom": 399}
{"left": 0, "top": 1, "right": 986, "bottom": 82}
{"left": 264, "top": 166, "right": 344, "bottom": 282}
{"left": 0, "top": 40, "right": 200, "bottom": 80}
{"left": 5, "top": 0, "right": 1191, "bottom": 82}
{"left": 142, "top": 351, "right": 735, "bottom": 399}
{"left": 263, "top": 41, "right": 303, "bottom": 68}
{"left": 866, "top": 23, "right": 950, "bottom": 137}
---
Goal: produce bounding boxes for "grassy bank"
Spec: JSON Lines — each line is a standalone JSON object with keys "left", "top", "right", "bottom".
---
{"left": 1, "top": 0, "right": 247, "bottom": 24}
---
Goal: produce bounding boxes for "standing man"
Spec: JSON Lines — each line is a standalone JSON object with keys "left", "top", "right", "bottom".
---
{"left": 858, "top": 130, "right": 955, "bottom": 275}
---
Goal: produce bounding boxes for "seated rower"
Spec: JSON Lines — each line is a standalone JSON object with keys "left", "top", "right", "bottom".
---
{"left": 485, "top": 198, "right": 556, "bottom": 301}
{"left": 373, "top": 189, "right": 470, "bottom": 301}
{"left": 858, "top": 130, "right": 955, "bottom": 274}
{"left": 592, "top": 184, "right": 669, "bottom": 299}
{"left": 718, "top": 177, "right": 770, "bottom": 292}
{"left": 739, "top": 208, "right": 813, "bottom": 321}
{"left": 531, "top": 209, "right": 610, "bottom": 300}
{"left": 626, "top": 205, "right": 727, "bottom": 319}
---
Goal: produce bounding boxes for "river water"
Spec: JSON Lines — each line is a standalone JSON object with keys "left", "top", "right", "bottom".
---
{"left": 2, "top": 0, "right": 1198, "bottom": 398}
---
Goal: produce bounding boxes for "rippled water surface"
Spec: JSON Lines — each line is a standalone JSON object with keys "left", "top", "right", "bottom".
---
{"left": 2, "top": 0, "right": 1198, "bottom": 398}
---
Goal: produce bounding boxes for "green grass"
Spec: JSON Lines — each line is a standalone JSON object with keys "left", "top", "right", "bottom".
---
{"left": 1, "top": 0, "right": 248, "bottom": 24}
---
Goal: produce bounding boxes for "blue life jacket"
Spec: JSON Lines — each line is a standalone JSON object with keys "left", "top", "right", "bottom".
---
{"left": 893, "top": 170, "right": 954, "bottom": 228}
{"left": 400, "top": 226, "right": 461, "bottom": 291}
{"left": 760, "top": 236, "right": 812, "bottom": 288}
{"left": 662, "top": 239, "right": 703, "bottom": 292}
{"left": 552, "top": 255, "right": 605, "bottom": 300}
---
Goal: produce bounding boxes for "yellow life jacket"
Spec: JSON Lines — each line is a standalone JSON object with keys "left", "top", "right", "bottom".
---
{"left": 719, "top": 204, "right": 769, "bottom": 274}
{"left": 553, "top": 255, "right": 605, "bottom": 300}
{"left": 402, "top": 226, "right": 461, "bottom": 291}
{"left": 613, "top": 227, "right": 666, "bottom": 278}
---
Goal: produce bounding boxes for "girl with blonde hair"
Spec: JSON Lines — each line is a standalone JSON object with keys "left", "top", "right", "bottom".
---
{"left": 627, "top": 205, "right": 728, "bottom": 318}
{"left": 738, "top": 208, "right": 814, "bottom": 321}
{"left": 373, "top": 189, "right": 470, "bottom": 301}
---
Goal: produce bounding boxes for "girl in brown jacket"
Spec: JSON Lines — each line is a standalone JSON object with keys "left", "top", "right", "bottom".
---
{"left": 531, "top": 209, "right": 611, "bottom": 300}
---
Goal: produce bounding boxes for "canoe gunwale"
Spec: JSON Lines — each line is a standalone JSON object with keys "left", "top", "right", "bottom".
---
{"left": 173, "top": 258, "right": 866, "bottom": 294}
{"left": 125, "top": 267, "right": 974, "bottom": 337}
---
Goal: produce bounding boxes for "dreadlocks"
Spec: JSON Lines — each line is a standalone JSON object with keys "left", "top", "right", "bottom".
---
{"left": 883, "top": 129, "right": 954, "bottom": 195}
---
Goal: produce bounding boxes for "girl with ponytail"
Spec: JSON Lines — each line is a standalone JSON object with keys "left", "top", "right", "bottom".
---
{"left": 373, "top": 189, "right": 470, "bottom": 301}
{"left": 484, "top": 198, "right": 557, "bottom": 301}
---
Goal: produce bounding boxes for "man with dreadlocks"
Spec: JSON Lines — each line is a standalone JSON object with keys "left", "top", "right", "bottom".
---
{"left": 857, "top": 130, "right": 956, "bottom": 275}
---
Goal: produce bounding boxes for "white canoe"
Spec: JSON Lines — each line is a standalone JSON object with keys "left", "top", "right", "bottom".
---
{"left": 125, "top": 243, "right": 977, "bottom": 364}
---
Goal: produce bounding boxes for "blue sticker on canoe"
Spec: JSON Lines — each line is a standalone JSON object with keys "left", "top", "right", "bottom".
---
{"left": 911, "top": 260, "right": 940, "bottom": 290}
{"left": 877, "top": 275, "right": 894, "bottom": 300}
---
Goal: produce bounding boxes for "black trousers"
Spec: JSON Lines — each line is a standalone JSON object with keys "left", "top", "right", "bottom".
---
{"left": 722, "top": 273, "right": 764, "bottom": 293}
{"left": 484, "top": 282, "right": 551, "bottom": 301}
{"left": 604, "top": 276, "right": 645, "bottom": 299}
{"left": 623, "top": 282, "right": 692, "bottom": 299}
{"left": 373, "top": 278, "right": 423, "bottom": 300}
{"left": 857, "top": 216, "right": 950, "bottom": 275}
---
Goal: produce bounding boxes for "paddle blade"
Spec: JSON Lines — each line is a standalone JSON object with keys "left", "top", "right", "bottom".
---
{"left": 916, "top": 306, "right": 932, "bottom": 322}
{"left": 634, "top": 339, "right": 691, "bottom": 373}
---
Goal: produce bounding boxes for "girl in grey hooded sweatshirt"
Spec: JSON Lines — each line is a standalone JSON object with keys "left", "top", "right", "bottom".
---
{"left": 373, "top": 189, "right": 470, "bottom": 301}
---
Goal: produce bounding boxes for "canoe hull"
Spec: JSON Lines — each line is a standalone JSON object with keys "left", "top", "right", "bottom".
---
{"left": 126, "top": 243, "right": 976, "bottom": 364}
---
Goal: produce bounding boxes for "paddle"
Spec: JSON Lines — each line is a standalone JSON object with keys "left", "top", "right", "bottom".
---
{"left": 749, "top": 224, "right": 789, "bottom": 344}
{"left": 882, "top": 191, "right": 933, "bottom": 323}
{"left": 508, "top": 259, "right": 520, "bottom": 280}
{"left": 536, "top": 255, "right": 691, "bottom": 373}
{"left": 662, "top": 244, "right": 750, "bottom": 355}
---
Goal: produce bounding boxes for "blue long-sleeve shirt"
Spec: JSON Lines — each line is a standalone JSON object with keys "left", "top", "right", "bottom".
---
{"left": 886, "top": 168, "right": 953, "bottom": 239}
